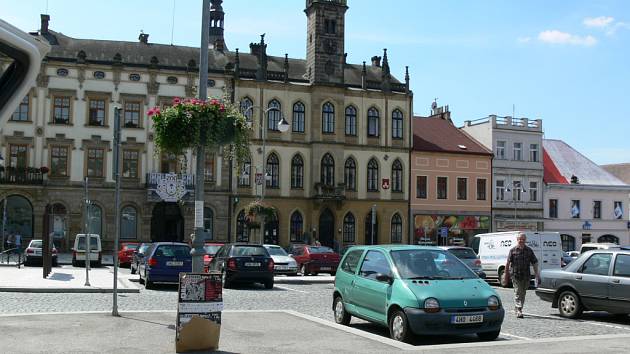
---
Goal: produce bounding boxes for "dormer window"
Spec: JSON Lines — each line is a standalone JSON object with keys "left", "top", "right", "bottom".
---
{"left": 324, "top": 19, "right": 336, "bottom": 34}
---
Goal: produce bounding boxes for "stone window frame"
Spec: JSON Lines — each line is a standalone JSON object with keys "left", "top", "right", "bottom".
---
{"left": 266, "top": 152, "right": 280, "bottom": 189}
{"left": 391, "top": 213, "right": 403, "bottom": 243}
{"left": 238, "top": 155, "right": 251, "bottom": 187}
{"left": 456, "top": 177, "right": 468, "bottom": 200}
{"left": 8, "top": 143, "right": 29, "bottom": 168}
{"left": 344, "top": 157, "right": 356, "bottom": 191}
{"left": 476, "top": 178, "right": 487, "bottom": 201}
{"left": 85, "top": 147, "right": 105, "bottom": 178}
{"left": 344, "top": 105, "right": 357, "bottom": 136}
{"left": 436, "top": 176, "right": 448, "bottom": 200}
{"left": 416, "top": 175, "right": 428, "bottom": 199}
{"left": 391, "top": 109, "right": 404, "bottom": 140}
{"left": 321, "top": 153, "right": 335, "bottom": 186}
{"left": 367, "top": 158, "right": 379, "bottom": 192}
{"left": 343, "top": 212, "right": 356, "bottom": 243}
{"left": 120, "top": 94, "right": 146, "bottom": 129}
{"left": 391, "top": 159, "right": 403, "bottom": 193}
{"left": 48, "top": 145, "right": 71, "bottom": 178}
{"left": 85, "top": 91, "right": 112, "bottom": 127}
{"left": 120, "top": 138, "right": 145, "bottom": 180}
{"left": 291, "top": 154, "right": 304, "bottom": 189}
{"left": 322, "top": 101, "right": 335, "bottom": 134}
{"left": 290, "top": 211, "right": 304, "bottom": 242}
{"left": 49, "top": 89, "right": 77, "bottom": 126}
{"left": 10, "top": 94, "right": 32, "bottom": 122}
{"left": 122, "top": 149, "right": 141, "bottom": 180}
{"left": 367, "top": 107, "right": 380, "bottom": 138}
{"left": 292, "top": 101, "right": 306, "bottom": 133}
{"left": 81, "top": 137, "right": 111, "bottom": 180}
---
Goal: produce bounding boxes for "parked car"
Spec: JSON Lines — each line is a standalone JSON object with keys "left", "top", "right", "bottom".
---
{"left": 536, "top": 249, "right": 630, "bottom": 318}
{"left": 203, "top": 243, "right": 224, "bottom": 272}
{"left": 117, "top": 242, "right": 140, "bottom": 267}
{"left": 130, "top": 243, "right": 151, "bottom": 275}
{"left": 24, "top": 239, "right": 58, "bottom": 266}
{"left": 207, "top": 243, "right": 274, "bottom": 289}
{"left": 579, "top": 243, "right": 621, "bottom": 254}
{"left": 333, "top": 245, "right": 504, "bottom": 343}
{"left": 439, "top": 246, "right": 485, "bottom": 278}
{"left": 72, "top": 234, "right": 102, "bottom": 267}
{"left": 264, "top": 244, "right": 298, "bottom": 276}
{"left": 290, "top": 245, "right": 340, "bottom": 276}
{"left": 138, "top": 242, "right": 192, "bottom": 289}
{"left": 561, "top": 251, "right": 577, "bottom": 267}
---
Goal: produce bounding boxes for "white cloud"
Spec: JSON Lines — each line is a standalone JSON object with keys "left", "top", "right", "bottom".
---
{"left": 517, "top": 36, "right": 531, "bottom": 43}
{"left": 538, "top": 30, "right": 597, "bottom": 46}
{"left": 583, "top": 16, "right": 615, "bottom": 28}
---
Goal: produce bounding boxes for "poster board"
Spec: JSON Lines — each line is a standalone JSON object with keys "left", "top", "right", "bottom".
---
{"left": 175, "top": 272, "right": 223, "bottom": 352}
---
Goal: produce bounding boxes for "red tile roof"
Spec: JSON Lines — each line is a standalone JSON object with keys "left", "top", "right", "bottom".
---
{"left": 543, "top": 148, "right": 568, "bottom": 184}
{"left": 412, "top": 116, "right": 492, "bottom": 155}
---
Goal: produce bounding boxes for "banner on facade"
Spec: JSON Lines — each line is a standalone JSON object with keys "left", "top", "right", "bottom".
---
{"left": 156, "top": 173, "right": 188, "bottom": 202}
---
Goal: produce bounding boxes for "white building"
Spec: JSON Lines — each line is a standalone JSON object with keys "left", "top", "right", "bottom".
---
{"left": 462, "top": 115, "right": 545, "bottom": 231}
{"left": 543, "top": 139, "right": 630, "bottom": 250}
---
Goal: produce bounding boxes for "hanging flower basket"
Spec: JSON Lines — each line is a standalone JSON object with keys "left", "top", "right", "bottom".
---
{"left": 149, "top": 97, "right": 251, "bottom": 162}
{"left": 244, "top": 200, "right": 277, "bottom": 221}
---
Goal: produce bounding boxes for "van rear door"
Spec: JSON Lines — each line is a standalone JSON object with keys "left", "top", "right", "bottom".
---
{"left": 539, "top": 232, "right": 562, "bottom": 270}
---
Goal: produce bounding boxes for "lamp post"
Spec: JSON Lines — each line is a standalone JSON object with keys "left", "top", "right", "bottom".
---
{"left": 505, "top": 181, "right": 527, "bottom": 230}
{"left": 83, "top": 177, "right": 91, "bottom": 287}
{"left": 112, "top": 106, "right": 122, "bottom": 316}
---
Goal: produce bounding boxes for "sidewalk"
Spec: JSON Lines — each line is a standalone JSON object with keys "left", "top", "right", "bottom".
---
{"left": 0, "top": 265, "right": 140, "bottom": 293}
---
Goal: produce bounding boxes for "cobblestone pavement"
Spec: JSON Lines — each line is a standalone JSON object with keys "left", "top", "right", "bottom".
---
{"left": 1, "top": 267, "right": 629, "bottom": 344}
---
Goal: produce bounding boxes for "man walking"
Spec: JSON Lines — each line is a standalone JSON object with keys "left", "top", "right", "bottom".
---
{"left": 505, "top": 233, "right": 540, "bottom": 318}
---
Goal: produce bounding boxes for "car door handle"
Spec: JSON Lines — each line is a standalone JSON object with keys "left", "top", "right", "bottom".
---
{"left": 351, "top": 280, "right": 355, "bottom": 286}
{"left": 612, "top": 279, "right": 621, "bottom": 284}
{"left": 575, "top": 276, "right": 582, "bottom": 280}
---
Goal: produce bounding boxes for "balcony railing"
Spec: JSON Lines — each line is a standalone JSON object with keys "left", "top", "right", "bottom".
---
{"left": 0, "top": 167, "right": 44, "bottom": 185}
{"left": 146, "top": 173, "right": 194, "bottom": 202}
{"left": 313, "top": 183, "right": 345, "bottom": 201}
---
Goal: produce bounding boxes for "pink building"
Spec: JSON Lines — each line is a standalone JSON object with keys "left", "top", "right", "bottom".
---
{"left": 411, "top": 107, "right": 493, "bottom": 246}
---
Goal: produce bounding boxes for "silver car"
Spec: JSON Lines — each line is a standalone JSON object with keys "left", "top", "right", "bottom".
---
{"left": 536, "top": 250, "right": 630, "bottom": 318}
{"left": 263, "top": 244, "right": 299, "bottom": 276}
{"left": 439, "top": 246, "right": 485, "bottom": 278}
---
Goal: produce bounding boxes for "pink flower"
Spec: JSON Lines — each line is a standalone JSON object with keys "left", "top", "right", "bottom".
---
{"left": 147, "top": 107, "right": 157, "bottom": 117}
{"left": 219, "top": 104, "right": 225, "bottom": 112}
{"left": 173, "top": 97, "right": 181, "bottom": 105}
{"left": 210, "top": 99, "right": 220, "bottom": 106}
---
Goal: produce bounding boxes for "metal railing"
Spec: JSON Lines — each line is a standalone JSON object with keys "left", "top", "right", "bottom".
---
{"left": 0, "top": 248, "right": 23, "bottom": 268}
{"left": 0, "top": 168, "right": 44, "bottom": 185}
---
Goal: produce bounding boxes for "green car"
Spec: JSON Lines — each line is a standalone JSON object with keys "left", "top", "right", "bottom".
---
{"left": 332, "top": 245, "right": 504, "bottom": 342}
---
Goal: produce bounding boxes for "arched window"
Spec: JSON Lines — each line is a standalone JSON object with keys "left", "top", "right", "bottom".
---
{"left": 343, "top": 213, "right": 356, "bottom": 243}
{"left": 240, "top": 97, "right": 253, "bottom": 121}
{"left": 391, "top": 213, "right": 403, "bottom": 243}
{"left": 291, "top": 154, "right": 304, "bottom": 189}
{"left": 290, "top": 211, "right": 304, "bottom": 242}
{"left": 121, "top": 206, "right": 137, "bottom": 239}
{"left": 239, "top": 155, "right": 251, "bottom": 187}
{"left": 0, "top": 195, "right": 34, "bottom": 239}
{"left": 321, "top": 153, "right": 335, "bottom": 186}
{"left": 367, "top": 158, "right": 379, "bottom": 192}
{"left": 292, "top": 101, "right": 305, "bottom": 133}
{"left": 236, "top": 210, "right": 248, "bottom": 242}
{"left": 322, "top": 102, "right": 335, "bottom": 133}
{"left": 344, "top": 158, "right": 356, "bottom": 191}
{"left": 345, "top": 106, "right": 356, "bottom": 136}
{"left": 267, "top": 99, "right": 281, "bottom": 131}
{"left": 88, "top": 204, "right": 103, "bottom": 236}
{"left": 392, "top": 159, "right": 403, "bottom": 192}
{"left": 392, "top": 109, "right": 403, "bottom": 139}
{"left": 598, "top": 235, "right": 619, "bottom": 244}
{"left": 368, "top": 107, "right": 379, "bottom": 137}
{"left": 266, "top": 153, "right": 280, "bottom": 188}
{"left": 204, "top": 207, "right": 214, "bottom": 240}
{"left": 561, "top": 234, "right": 575, "bottom": 251}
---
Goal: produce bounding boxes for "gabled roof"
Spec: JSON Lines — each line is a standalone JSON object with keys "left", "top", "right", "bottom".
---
{"left": 412, "top": 116, "right": 492, "bottom": 155}
{"left": 543, "top": 139, "right": 626, "bottom": 185}
{"left": 602, "top": 163, "right": 630, "bottom": 184}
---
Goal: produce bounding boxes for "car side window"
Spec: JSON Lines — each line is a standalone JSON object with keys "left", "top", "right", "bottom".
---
{"left": 359, "top": 251, "right": 391, "bottom": 282}
{"left": 340, "top": 250, "right": 363, "bottom": 274}
{"left": 613, "top": 254, "right": 630, "bottom": 278}
{"left": 580, "top": 253, "right": 612, "bottom": 276}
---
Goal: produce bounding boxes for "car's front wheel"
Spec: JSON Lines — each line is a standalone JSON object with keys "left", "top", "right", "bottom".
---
{"left": 389, "top": 309, "right": 413, "bottom": 343}
{"left": 477, "top": 330, "right": 501, "bottom": 341}
{"left": 558, "top": 290, "right": 583, "bottom": 318}
{"left": 264, "top": 280, "right": 274, "bottom": 290}
{"left": 333, "top": 296, "right": 351, "bottom": 325}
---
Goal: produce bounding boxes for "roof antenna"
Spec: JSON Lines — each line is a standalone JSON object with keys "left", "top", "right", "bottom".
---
{"left": 170, "top": 0, "right": 176, "bottom": 45}
{"left": 512, "top": 103, "right": 515, "bottom": 118}
{"left": 46, "top": 0, "right": 49, "bottom": 14}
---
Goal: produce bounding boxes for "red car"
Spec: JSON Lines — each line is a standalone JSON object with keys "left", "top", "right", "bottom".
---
{"left": 203, "top": 243, "right": 224, "bottom": 272}
{"left": 118, "top": 242, "right": 140, "bottom": 267}
{"left": 290, "top": 245, "right": 340, "bottom": 276}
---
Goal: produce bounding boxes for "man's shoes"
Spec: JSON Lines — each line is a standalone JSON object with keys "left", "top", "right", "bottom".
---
{"left": 516, "top": 309, "right": 524, "bottom": 318}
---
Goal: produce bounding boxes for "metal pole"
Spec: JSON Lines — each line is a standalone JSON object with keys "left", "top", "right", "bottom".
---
{"left": 112, "top": 107, "right": 122, "bottom": 316}
{"left": 191, "top": 0, "right": 211, "bottom": 273}
{"left": 1, "top": 198, "right": 6, "bottom": 252}
{"left": 260, "top": 106, "right": 266, "bottom": 245}
{"left": 84, "top": 177, "right": 91, "bottom": 286}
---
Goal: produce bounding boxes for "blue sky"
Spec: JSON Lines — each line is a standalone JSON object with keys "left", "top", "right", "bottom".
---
{"left": 2, "top": 0, "right": 629, "bottom": 164}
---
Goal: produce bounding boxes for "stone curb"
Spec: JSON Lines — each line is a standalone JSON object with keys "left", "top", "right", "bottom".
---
{"left": 0, "top": 287, "right": 140, "bottom": 293}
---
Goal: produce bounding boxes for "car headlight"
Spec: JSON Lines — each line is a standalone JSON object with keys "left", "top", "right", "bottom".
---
{"left": 424, "top": 298, "right": 440, "bottom": 313}
{"left": 488, "top": 296, "right": 500, "bottom": 310}
{"left": 289, "top": 260, "right": 297, "bottom": 267}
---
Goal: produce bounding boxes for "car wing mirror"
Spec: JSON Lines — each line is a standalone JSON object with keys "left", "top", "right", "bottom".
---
{"left": 375, "top": 273, "right": 393, "bottom": 285}
{"left": 477, "top": 271, "right": 487, "bottom": 279}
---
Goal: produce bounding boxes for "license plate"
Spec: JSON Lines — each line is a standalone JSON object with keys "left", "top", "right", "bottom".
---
{"left": 320, "top": 267, "right": 331, "bottom": 270}
{"left": 451, "top": 314, "right": 483, "bottom": 324}
{"left": 166, "top": 261, "right": 183, "bottom": 266}
{"left": 245, "top": 262, "right": 261, "bottom": 267}
{"left": 275, "top": 265, "right": 288, "bottom": 270}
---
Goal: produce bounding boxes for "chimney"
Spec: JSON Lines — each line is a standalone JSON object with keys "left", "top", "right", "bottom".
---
{"left": 40, "top": 14, "right": 50, "bottom": 35}
{"left": 371, "top": 55, "right": 381, "bottom": 67}
{"left": 139, "top": 32, "right": 149, "bottom": 44}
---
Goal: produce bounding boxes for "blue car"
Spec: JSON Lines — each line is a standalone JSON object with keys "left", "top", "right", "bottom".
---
{"left": 138, "top": 242, "right": 192, "bottom": 289}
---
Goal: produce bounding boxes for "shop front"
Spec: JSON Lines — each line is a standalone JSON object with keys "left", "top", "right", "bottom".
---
{"left": 413, "top": 214, "right": 490, "bottom": 247}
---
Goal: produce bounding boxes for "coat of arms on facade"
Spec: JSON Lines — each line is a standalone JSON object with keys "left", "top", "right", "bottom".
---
{"left": 156, "top": 173, "right": 187, "bottom": 202}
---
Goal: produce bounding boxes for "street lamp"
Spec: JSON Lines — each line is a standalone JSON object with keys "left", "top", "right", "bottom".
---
{"left": 505, "top": 181, "right": 527, "bottom": 230}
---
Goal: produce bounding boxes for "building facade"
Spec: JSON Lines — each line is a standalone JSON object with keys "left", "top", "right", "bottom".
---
{"left": 0, "top": 0, "right": 413, "bottom": 251}
{"left": 543, "top": 139, "right": 630, "bottom": 250}
{"left": 411, "top": 107, "right": 492, "bottom": 246}
{"left": 461, "top": 115, "right": 544, "bottom": 232}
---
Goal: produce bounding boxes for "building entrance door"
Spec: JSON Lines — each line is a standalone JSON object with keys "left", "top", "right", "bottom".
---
{"left": 150, "top": 202, "right": 184, "bottom": 242}
{"left": 318, "top": 209, "right": 334, "bottom": 248}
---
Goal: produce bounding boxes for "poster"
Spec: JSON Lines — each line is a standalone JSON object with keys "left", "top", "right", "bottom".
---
{"left": 176, "top": 272, "right": 223, "bottom": 346}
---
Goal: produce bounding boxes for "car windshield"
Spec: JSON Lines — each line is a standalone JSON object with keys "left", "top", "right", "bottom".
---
{"left": 390, "top": 249, "right": 477, "bottom": 280}
{"left": 232, "top": 246, "right": 268, "bottom": 257}
{"left": 581, "top": 247, "right": 597, "bottom": 253}
{"left": 203, "top": 245, "right": 222, "bottom": 255}
{"left": 76, "top": 236, "right": 99, "bottom": 250}
{"left": 30, "top": 240, "right": 42, "bottom": 248}
{"left": 309, "top": 246, "right": 334, "bottom": 254}
{"left": 447, "top": 248, "right": 477, "bottom": 259}
{"left": 154, "top": 245, "right": 190, "bottom": 258}
{"left": 124, "top": 244, "right": 139, "bottom": 250}
{"left": 138, "top": 244, "right": 150, "bottom": 254}
{"left": 265, "top": 246, "right": 288, "bottom": 256}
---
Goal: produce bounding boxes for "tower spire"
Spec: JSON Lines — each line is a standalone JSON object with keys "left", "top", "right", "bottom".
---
{"left": 209, "top": 0, "right": 227, "bottom": 50}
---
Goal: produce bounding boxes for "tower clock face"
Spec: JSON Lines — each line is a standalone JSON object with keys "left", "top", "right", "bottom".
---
{"left": 323, "top": 39, "right": 337, "bottom": 54}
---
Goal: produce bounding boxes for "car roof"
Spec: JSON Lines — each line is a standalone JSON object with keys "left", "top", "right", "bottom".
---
{"left": 583, "top": 249, "right": 630, "bottom": 256}
{"left": 152, "top": 242, "right": 189, "bottom": 246}
{"left": 581, "top": 243, "right": 620, "bottom": 247}
{"left": 439, "top": 246, "right": 473, "bottom": 250}
{"left": 263, "top": 244, "right": 282, "bottom": 247}
{"left": 344, "top": 245, "right": 443, "bottom": 252}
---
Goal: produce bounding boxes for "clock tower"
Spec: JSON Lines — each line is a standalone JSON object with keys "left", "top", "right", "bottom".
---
{"left": 305, "top": 0, "right": 348, "bottom": 85}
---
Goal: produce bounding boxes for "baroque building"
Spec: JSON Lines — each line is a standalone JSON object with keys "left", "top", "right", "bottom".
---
{"left": 0, "top": 0, "right": 412, "bottom": 251}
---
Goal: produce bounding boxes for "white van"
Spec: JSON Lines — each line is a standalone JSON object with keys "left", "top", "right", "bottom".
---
{"left": 72, "top": 234, "right": 102, "bottom": 267}
{"left": 472, "top": 231, "right": 562, "bottom": 287}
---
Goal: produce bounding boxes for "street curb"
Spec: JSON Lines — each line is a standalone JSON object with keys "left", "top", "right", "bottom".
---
{"left": 0, "top": 287, "right": 140, "bottom": 294}
{"left": 273, "top": 278, "right": 334, "bottom": 284}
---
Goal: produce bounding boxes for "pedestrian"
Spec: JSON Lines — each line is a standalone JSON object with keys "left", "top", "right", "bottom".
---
{"left": 14, "top": 233, "right": 21, "bottom": 252}
{"left": 505, "top": 233, "right": 540, "bottom": 319}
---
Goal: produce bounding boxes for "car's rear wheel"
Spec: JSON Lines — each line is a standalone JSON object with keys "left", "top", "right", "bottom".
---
{"left": 138, "top": 271, "right": 145, "bottom": 285}
{"left": 264, "top": 280, "right": 274, "bottom": 290}
{"left": 144, "top": 271, "right": 154, "bottom": 289}
{"left": 498, "top": 269, "right": 512, "bottom": 288}
{"left": 333, "top": 296, "right": 351, "bottom": 325}
{"left": 389, "top": 309, "right": 413, "bottom": 343}
{"left": 477, "top": 330, "right": 501, "bottom": 341}
{"left": 558, "top": 290, "right": 583, "bottom": 318}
